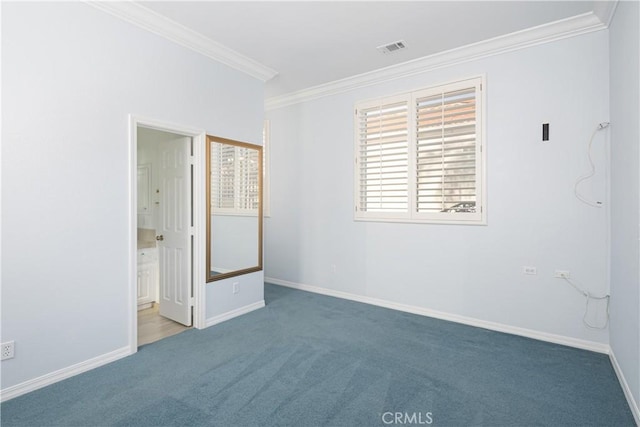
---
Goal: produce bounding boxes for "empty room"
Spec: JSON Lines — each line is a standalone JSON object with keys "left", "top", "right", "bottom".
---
{"left": 1, "top": 1, "right": 639, "bottom": 426}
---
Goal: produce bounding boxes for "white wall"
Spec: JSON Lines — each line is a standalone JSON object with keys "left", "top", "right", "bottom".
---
{"left": 2, "top": 2, "right": 264, "bottom": 391}
{"left": 609, "top": 0, "right": 640, "bottom": 416}
{"left": 266, "top": 30, "right": 610, "bottom": 346}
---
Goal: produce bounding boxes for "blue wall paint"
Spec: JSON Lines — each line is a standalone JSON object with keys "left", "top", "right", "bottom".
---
{"left": 610, "top": 0, "right": 640, "bottom": 414}
{"left": 2, "top": 2, "right": 264, "bottom": 390}
{"left": 266, "top": 31, "right": 611, "bottom": 344}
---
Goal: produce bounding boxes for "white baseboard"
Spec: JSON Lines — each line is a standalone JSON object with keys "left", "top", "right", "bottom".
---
{"left": 1, "top": 300, "right": 265, "bottom": 403}
{"left": 610, "top": 349, "right": 640, "bottom": 426}
{"left": 204, "top": 300, "right": 265, "bottom": 328}
{"left": 265, "top": 277, "right": 609, "bottom": 354}
{"left": 0, "top": 346, "right": 131, "bottom": 402}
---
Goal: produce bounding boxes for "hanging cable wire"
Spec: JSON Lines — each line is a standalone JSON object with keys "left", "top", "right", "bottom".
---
{"left": 566, "top": 122, "right": 611, "bottom": 329}
{"left": 574, "top": 122, "right": 610, "bottom": 208}
{"left": 562, "top": 276, "right": 610, "bottom": 329}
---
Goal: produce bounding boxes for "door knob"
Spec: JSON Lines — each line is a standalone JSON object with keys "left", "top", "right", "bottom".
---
{"left": 156, "top": 235, "right": 164, "bottom": 241}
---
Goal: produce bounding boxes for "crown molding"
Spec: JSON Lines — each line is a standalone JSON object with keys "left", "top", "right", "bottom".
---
{"left": 593, "top": 0, "right": 619, "bottom": 27}
{"left": 88, "top": 1, "right": 278, "bottom": 82}
{"left": 265, "top": 11, "right": 607, "bottom": 110}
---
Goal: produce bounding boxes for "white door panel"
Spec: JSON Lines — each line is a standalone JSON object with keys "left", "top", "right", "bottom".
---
{"left": 158, "top": 136, "right": 192, "bottom": 326}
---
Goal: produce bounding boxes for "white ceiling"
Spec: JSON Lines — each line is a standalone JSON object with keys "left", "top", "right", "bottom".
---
{"left": 137, "top": 1, "right": 606, "bottom": 99}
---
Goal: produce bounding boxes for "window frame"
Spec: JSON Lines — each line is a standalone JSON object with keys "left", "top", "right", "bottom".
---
{"left": 262, "top": 119, "right": 271, "bottom": 218}
{"left": 354, "top": 76, "right": 486, "bottom": 225}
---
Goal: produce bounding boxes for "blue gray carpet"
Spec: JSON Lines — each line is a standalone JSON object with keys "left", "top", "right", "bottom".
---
{"left": 1, "top": 284, "right": 635, "bottom": 426}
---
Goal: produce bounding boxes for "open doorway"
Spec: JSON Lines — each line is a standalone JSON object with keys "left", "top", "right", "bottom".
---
{"left": 137, "top": 127, "right": 192, "bottom": 345}
{"left": 130, "top": 117, "right": 206, "bottom": 351}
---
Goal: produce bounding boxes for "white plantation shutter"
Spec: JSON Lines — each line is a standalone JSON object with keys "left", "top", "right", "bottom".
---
{"left": 354, "top": 77, "right": 484, "bottom": 224}
{"left": 356, "top": 97, "right": 410, "bottom": 215}
{"left": 415, "top": 85, "right": 478, "bottom": 214}
{"left": 211, "top": 144, "right": 260, "bottom": 214}
{"left": 262, "top": 120, "right": 270, "bottom": 217}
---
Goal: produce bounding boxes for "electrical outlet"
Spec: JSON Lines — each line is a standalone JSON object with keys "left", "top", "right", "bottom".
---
{"left": 232, "top": 282, "right": 239, "bottom": 294}
{"left": 331, "top": 264, "right": 337, "bottom": 274}
{"left": 554, "top": 270, "right": 571, "bottom": 279}
{"left": 522, "top": 266, "right": 537, "bottom": 275}
{"left": 1, "top": 341, "right": 15, "bottom": 360}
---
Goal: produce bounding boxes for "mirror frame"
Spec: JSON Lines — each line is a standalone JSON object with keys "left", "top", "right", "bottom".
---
{"left": 206, "top": 135, "right": 263, "bottom": 282}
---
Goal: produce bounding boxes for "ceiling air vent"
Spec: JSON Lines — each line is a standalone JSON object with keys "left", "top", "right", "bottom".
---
{"left": 377, "top": 40, "right": 407, "bottom": 55}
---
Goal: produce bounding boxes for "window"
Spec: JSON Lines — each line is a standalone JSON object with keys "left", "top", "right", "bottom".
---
{"left": 262, "top": 119, "right": 271, "bottom": 217}
{"left": 355, "top": 77, "right": 485, "bottom": 224}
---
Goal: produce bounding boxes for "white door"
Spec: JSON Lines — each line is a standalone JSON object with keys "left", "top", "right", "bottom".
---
{"left": 157, "top": 136, "right": 192, "bottom": 326}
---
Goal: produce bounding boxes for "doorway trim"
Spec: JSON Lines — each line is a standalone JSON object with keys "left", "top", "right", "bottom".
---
{"left": 129, "top": 115, "right": 206, "bottom": 354}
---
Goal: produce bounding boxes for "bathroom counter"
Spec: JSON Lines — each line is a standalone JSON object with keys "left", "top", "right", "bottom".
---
{"left": 138, "top": 240, "right": 156, "bottom": 250}
{"left": 137, "top": 228, "right": 157, "bottom": 250}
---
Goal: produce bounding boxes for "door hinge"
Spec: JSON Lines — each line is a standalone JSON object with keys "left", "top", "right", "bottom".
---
{"left": 189, "top": 297, "right": 195, "bottom": 307}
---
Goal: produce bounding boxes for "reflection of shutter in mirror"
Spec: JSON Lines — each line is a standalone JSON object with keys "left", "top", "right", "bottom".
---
{"left": 211, "top": 143, "right": 236, "bottom": 210}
